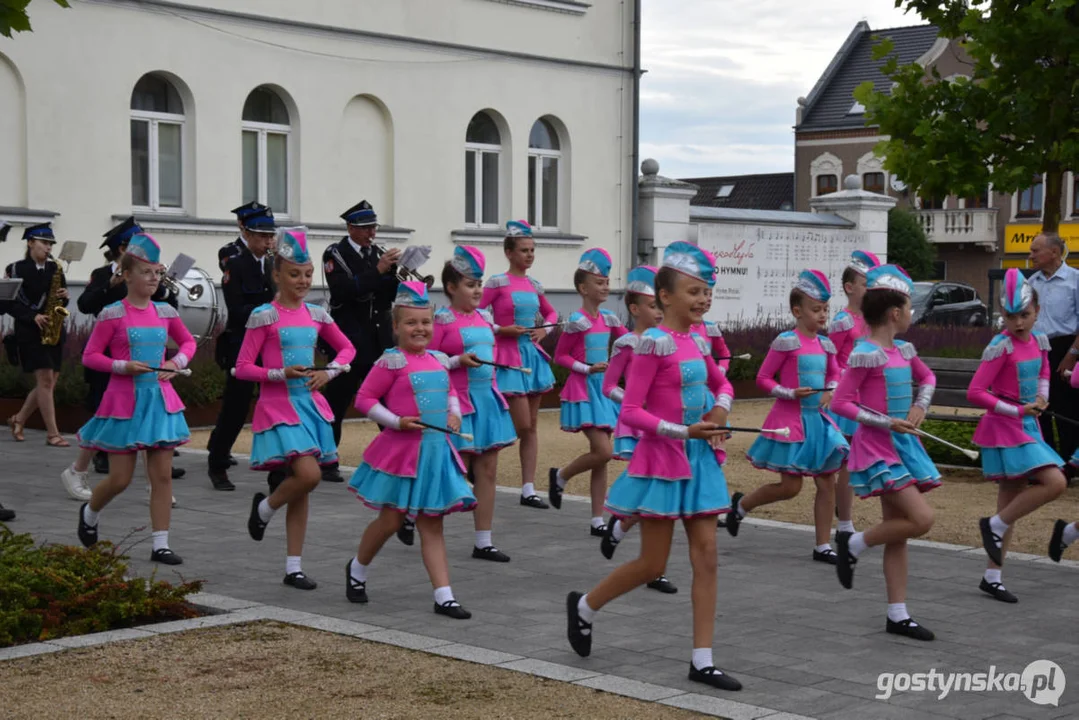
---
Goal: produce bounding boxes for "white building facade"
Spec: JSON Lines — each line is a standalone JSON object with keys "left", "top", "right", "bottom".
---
{"left": 0, "top": 0, "right": 638, "bottom": 306}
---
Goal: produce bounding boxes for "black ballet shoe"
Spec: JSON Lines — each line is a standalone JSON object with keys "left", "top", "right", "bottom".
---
{"left": 835, "top": 531, "right": 856, "bottom": 589}
{"left": 548, "top": 467, "right": 563, "bottom": 510}
{"left": 248, "top": 493, "right": 268, "bottom": 542}
{"left": 150, "top": 548, "right": 183, "bottom": 566}
{"left": 647, "top": 575, "right": 678, "bottom": 594}
{"left": 267, "top": 470, "right": 286, "bottom": 494}
{"left": 77, "top": 503, "right": 98, "bottom": 548}
{"left": 886, "top": 617, "right": 935, "bottom": 641}
{"left": 397, "top": 518, "right": 415, "bottom": 546}
{"left": 1049, "top": 519, "right": 1068, "bottom": 563}
{"left": 520, "top": 494, "right": 549, "bottom": 510}
{"left": 725, "top": 492, "right": 744, "bottom": 537}
{"left": 345, "top": 560, "right": 368, "bottom": 603}
{"left": 689, "top": 663, "right": 742, "bottom": 691}
{"left": 979, "top": 517, "right": 1004, "bottom": 567}
{"left": 0, "top": 504, "right": 14, "bottom": 522}
{"left": 600, "top": 519, "right": 619, "bottom": 560}
{"left": 209, "top": 469, "right": 235, "bottom": 492}
{"left": 320, "top": 467, "right": 344, "bottom": 483}
{"left": 434, "top": 601, "right": 472, "bottom": 620}
{"left": 590, "top": 525, "right": 606, "bottom": 538}
{"left": 472, "top": 546, "right": 511, "bottom": 562}
{"left": 92, "top": 452, "right": 109, "bottom": 475}
{"left": 979, "top": 578, "right": 1018, "bottom": 603}
{"left": 565, "top": 591, "right": 592, "bottom": 657}
{"left": 171, "top": 467, "right": 186, "bottom": 480}
{"left": 813, "top": 548, "right": 838, "bottom": 565}
{"left": 283, "top": 571, "right": 317, "bottom": 590}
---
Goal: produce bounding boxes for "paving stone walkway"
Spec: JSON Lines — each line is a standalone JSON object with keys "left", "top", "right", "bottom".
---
{"left": 2, "top": 431, "right": 1078, "bottom": 719}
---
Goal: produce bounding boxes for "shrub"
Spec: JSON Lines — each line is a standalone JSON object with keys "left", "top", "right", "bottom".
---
{"left": 920, "top": 419, "right": 979, "bottom": 468}
{"left": 0, "top": 526, "right": 203, "bottom": 647}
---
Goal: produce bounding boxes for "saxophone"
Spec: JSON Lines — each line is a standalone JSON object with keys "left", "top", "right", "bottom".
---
{"left": 40, "top": 256, "right": 69, "bottom": 346}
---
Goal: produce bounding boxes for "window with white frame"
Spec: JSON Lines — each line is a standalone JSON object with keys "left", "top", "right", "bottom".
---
{"left": 242, "top": 87, "right": 291, "bottom": 215}
{"left": 528, "top": 118, "right": 561, "bottom": 230}
{"left": 130, "top": 74, "right": 185, "bottom": 211}
{"left": 465, "top": 112, "right": 502, "bottom": 226}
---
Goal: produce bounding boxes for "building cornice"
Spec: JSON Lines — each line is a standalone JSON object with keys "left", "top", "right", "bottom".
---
{"left": 110, "top": 214, "right": 414, "bottom": 243}
{"left": 481, "top": 0, "right": 590, "bottom": 15}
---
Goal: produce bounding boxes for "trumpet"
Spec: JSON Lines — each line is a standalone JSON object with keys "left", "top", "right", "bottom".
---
{"left": 160, "top": 274, "right": 205, "bottom": 301}
{"left": 374, "top": 243, "right": 435, "bottom": 289}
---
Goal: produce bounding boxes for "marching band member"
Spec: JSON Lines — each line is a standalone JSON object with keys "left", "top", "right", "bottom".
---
{"left": 4, "top": 223, "right": 69, "bottom": 448}
{"left": 75, "top": 234, "right": 194, "bottom": 565}
{"left": 431, "top": 246, "right": 517, "bottom": 562}
{"left": 480, "top": 220, "right": 558, "bottom": 510}
{"left": 241, "top": 228, "right": 356, "bottom": 591}
{"left": 346, "top": 281, "right": 477, "bottom": 618}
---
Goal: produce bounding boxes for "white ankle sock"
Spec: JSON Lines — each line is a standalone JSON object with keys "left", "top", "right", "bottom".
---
{"left": 887, "top": 602, "right": 911, "bottom": 623}
{"left": 522, "top": 482, "right": 536, "bottom": 498}
{"left": 611, "top": 520, "right": 627, "bottom": 542}
{"left": 577, "top": 594, "right": 596, "bottom": 623}
{"left": 556, "top": 470, "right": 568, "bottom": 489}
{"left": 848, "top": 531, "right": 868, "bottom": 557}
{"left": 434, "top": 586, "right": 457, "bottom": 606}
{"left": 736, "top": 498, "right": 747, "bottom": 518}
{"left": 82, "top": 505, "right": 99, "bottom": 527}
{"left": 984, "top": 568, "right": 1002, "bottom": 585}
{"left": 837, "top": 520, "right": 855, "bottom": 533}
{"left": 591, "top": 516, "right": 605, "bottom": 530}
{"left": 350, "top": 558, "right": 367, "bottom": 583}
{"left": 258, "top": 498, "right": 275, "bottom": 523}
{"left": 988, "top": 514, "right": 1009, "bottom": 542}
{"left": 815, "top": 543, "right": 832, "bottom": 554}
{"left": 475, "top": 530, "right": 492, "bottom": 549}
{"left": 152, "top": 530, "right": 169, "bottom": 552}
{"left": 286, "top": 556, "right": 302, "bottom": 575}
{"left": 691, "top": 647, "right": 714, "bottom": 670}
{"left": 1063, "top": 523, "right": 1079, "bottom": 546}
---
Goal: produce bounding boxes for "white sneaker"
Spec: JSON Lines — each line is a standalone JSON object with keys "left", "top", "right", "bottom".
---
{"left": 61, "top": 465, "right": 92, "bottom": 502}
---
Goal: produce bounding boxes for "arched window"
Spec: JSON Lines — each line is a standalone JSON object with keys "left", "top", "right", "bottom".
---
{"left": 242, "top": 86, "right": 291, "bottom": 214}
{"left": 528, "top": 118, "right": 561, "bottom": 229}
{"left": 131, "top": 73, "right": 185, "bottom": 211}
{"left": 465, "top": 112, "right": 501, "bottom": 226}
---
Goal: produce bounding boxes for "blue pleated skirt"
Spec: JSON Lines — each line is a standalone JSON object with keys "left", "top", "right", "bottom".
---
{"left": 850, "top": 433, "right": 942, "bottom": 498}
{"left": 828, "top": 408, "right": 859, "bottom": 438}
{"left": 605, "top": 438, "right": 730, "bottom": 519}
{"left": 746, "top": 409, "right": 849, "bottom": 477}
{"left": 349, "top": 434, "right": 477, "bottom": 519}
{"left": 77, "top": 386, "right": 189, "bottom": 453}
{"left": 250, "top": 393, "right": 338, "bottom": 470}
{"left": 613, "top": 435, "right": 638, "bottom": 461}
{"left": 496, "top": 339, "right": 555, "bottom": 396}
{"left": 455, "top": 386, "right": 517, "bottom": 454}
{"left": 560, "top": 374, "right": 620, "bottom": 432}
{"left": 980, "top": 417, "right": 1063, "bottom": 481}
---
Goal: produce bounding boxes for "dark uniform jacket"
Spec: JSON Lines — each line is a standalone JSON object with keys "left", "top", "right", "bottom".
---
{"left": 220, "top": 244, "right": 275, "bottom": 366}
{"left": 321, "top": 238, "right": 398, "bottom": 365}
{"left": 3, "top": 258, "right": 69, "bottom": 343}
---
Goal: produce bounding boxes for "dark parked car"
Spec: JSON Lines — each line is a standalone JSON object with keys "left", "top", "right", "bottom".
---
{"left": 911, "top": 282, "right": 988, "bottom": 327}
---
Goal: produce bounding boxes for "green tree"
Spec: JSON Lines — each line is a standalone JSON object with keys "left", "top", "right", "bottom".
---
{"left": 888, "top": 207, "right": 936, "bottom": 280}
{"left": 854, "top": 0, "right": 1079, "bottom": 233}
{"left": 0, "top": 0, "right": 69, "bottom": 38}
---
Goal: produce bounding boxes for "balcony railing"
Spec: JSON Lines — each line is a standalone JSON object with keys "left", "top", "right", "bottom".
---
{"left": 916, "top": 208, "right": 998, "bottom": 246}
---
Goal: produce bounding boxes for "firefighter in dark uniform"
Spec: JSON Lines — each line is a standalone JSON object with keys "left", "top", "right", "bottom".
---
{"left": 78, "top": 217, "right": 182, "bottom": 477}
{"left": 319, "top": 200, "right": 400, "bottom": 483}
{"left": 206, "top": 206, "right": 277, "bottom": 490}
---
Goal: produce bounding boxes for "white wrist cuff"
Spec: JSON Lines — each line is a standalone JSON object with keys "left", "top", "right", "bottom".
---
{"left": 608, "top": 387, "right": 625, "bottom": 403}
{"left": 657, "top": 420, "right": 689, "bottom": 439}
{"left": 856, "top": 408, "right": 892, "bottom": 429}
{"left": 572, "top": 361, "right": 591, "bottom": 375}
{"left": 914, "top": 384, "right": 935, "bottom": 410}
{"left": 994, "top": 400, "right": 1021, "bottom": 418}
{"left": 447, "top": 355, "right": 463, "bottom": 370}
{"left": 1038, "top": 379, "right": 1050, "bottom": 400}
{"left": 112, "top": 359, "right": 127, "bottom": 374}
{"left": 771, "top": 386, "right": 796, "bottom": 401}
{"left": 448, "top": 395, "right": 462, "bottom": 419}
{"left": 172, "top": 353, "right": 189, "bottom": 370}
{"left": 714, "top": 394, "right": 733, "bottom": 412}
{"left": 267, "top": 368, "right": 286, "bottom": 382}
{"left": 366, "top": 403, "right": 401, "bottom": 429}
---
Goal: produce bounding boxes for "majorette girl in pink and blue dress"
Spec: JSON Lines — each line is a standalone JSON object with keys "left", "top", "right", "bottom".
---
{"left": 726, "top": 270, "right": 849, "bottom": 564}
{"left": 828, "top": 250, "right": 881, "bottom": 538}
{"left": 76, "top": 233, "right": 194, "bottom": 565}
{"left": 566, "top": 241, "right": 742, "bottom": 692}
{"left": 238, "top": 228, "right": 356, "bottom": 591}
{"left": 549, "top": 248, "right": 628, "bottom": 535}
{"left": 967, "top": 268, "right": 1066, "bottom": 602}
{"left": 480, "top": 220, "right": 558, "bottom": 510}
{"left": 347, "top": 281, "right": 477, "bottom": 620}
{"left": 831, "top": 264, "right": 940, "bottom": 641}
{"left": 431, "top": 245, "right": 518, "bottom": 563}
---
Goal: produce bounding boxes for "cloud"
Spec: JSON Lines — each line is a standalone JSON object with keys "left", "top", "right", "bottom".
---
{"left": 641, "top": 0, "right": 917, "bottom": 178}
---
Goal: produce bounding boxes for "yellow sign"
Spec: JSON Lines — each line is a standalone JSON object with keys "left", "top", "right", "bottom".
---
{"left": 1004, "top": 223, "right": 1079, "bottom": 254}
{"left": 1001, "top": 257, "right": 1079, "bottom": 270}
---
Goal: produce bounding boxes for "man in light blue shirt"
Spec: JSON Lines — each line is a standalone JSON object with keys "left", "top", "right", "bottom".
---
{"left": 1027, "top": 232, "right": 1079, "bottom": 463}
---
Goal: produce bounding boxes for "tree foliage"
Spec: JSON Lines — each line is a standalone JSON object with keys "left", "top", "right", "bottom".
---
{"left": 0, "top": 0, "right": 69, "bottom": 38}
{"left": 854, "top": 0, "right": 1079, "bottom": 232}
{"left": 888, "top": 207, "right": 936, "bottom": 281}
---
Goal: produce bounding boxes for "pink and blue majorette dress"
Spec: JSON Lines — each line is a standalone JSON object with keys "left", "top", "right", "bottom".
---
{"left": 827, "top": 249, "right": 880, "bottom": 438}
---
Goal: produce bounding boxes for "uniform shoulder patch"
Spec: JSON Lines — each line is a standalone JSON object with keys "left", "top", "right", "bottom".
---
{"left": 98, "top": 301, "right": 126, "bottom": 321}
{"left": 246, "top": 304, "right": 279, "bottom": 329}
{"left": 374, "top": 348, "right": 407, "bottom": 370}
{"left": 1033, "top": 331, "right": 1051, "bottom": 352}
{"left": 563, "top": 312, "right": 592, "bottom": 334}
{"left": 153, "top": 302, "right": 180, "bottom": 319}
{"left": 434, "top": 307, "right": 455, "bottom": 325}
{"left": 704, "top": 321, "right": 723, "bottom": 337}
{"left": 306, "top": 303, "right": 333, "bottom": 324}
{"left": 429, "top": 350, "right": 452, "bottom": 369}
{"left": 528, "top": 276, "right": 545, "bottom": 295}
{"left": 895, "top": 339, "right": 918, "bottom": 361}
{"left": 484, "top": 274, "right": 509, "bottom": 289}
{"left": 600, "top": 309, "right": 623, "bottom": 328}
{"left": 829, "top": 312, "right": 854, "bottom": 334}
{"left": 981, "top": 333, "right": 1014, "bottom": 361}
{"left": 848, "top": 340, "right": 888, "bottom": 368}
{"left": 636, "top": 328, "right": 677, "bottom": 357}
{"left": 477, "top": 308, "right": 495, "bottom": 326}
{"left": 612, "top": 333, "right": 639, "bottom": 352}
{"left": 818, "top": 335, "right": 837, "bottom": 354}
{"left": 693, "top": 334, "right": 710, "bottom": 356}
{"left": 770, "top": 331, "right": 801, "bottom": 352}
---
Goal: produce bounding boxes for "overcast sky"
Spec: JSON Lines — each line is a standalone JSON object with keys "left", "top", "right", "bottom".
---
{"left": 640, "top": 0, "right": 920, "bottom": 180}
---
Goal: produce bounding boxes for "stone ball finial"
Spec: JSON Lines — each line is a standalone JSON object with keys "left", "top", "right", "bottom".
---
{"left": 641, "top": 158, "right": 660, "bottom": 176}
{"left": 843, "top": 174, "right": 862, "bottom": 190}
{"left": 797, "top": 97, "right": 807, "bottom": 106}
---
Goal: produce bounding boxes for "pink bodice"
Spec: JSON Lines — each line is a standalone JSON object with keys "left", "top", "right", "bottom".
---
{"left": 430, "top": 307, "right": 507, "bottom": 415}
{"left": 479, "top": 272, "right": 558, "bottom": 365}
{"left": 968, "top": 331, "right": 1051, "bottom": 447}
{"left": 690, "top": 322, "right": 732, "bottom": 372}
{"left": 233, "top": 302, "right": 356, "bottom": 432}
{"left": 556, "top": 308, "right": 628, "bottom": 401}
{"left": 756, "top": 330, "right": 841, "bottom": 442}
{"left": 83, "top": 299, "right": 195, "bottom": 419}
{"left": 829, "top": 309, "right": 867, "bottom": 369}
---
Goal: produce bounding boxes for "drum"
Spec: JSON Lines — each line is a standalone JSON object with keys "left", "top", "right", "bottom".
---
{"left": 169, "top": 267, "right": 219, "bottom": 348}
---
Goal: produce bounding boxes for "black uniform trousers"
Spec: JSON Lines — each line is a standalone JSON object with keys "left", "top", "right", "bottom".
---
{"left": 1040, "top": 335, "right": 1079, "bottom": 462}
{"left": 206, "top": 338, "right": 256, "bottom": 472}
